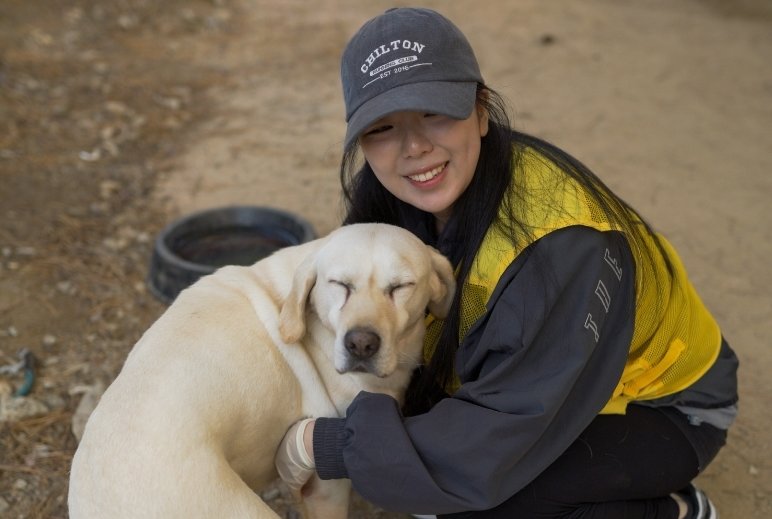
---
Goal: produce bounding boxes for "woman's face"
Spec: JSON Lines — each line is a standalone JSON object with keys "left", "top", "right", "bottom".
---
{"left": 358, "top": 106, "right": 489, "bottom": 230}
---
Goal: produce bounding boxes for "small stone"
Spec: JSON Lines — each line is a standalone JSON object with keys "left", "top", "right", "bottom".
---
{"left": 26, "top": 443, "right": 52, "bottom": 466}
{"left": 42, "top": 334, "right": 57, "bottom": 346}
{"left": 155, "top": 95, "right": 182, "bottom": 110}
{"left": 93, "top": 62, "right": 110, "bottom": 74}
{"left": 42, "top": 393, "right": 66, "bottom": 411}
{"left": 0, "top": 496, "right": 9, "bottom": 513}
{"left": 100, "top": 125, "right": 117, "bottom": 140}
{"left": 89, "top": 201, "right": 109, "bottom": 214}
{"left": 180, "top": 8, "right": 196, "bottom": 22}
{"left": 71, "top": 382, "right": 105, "bottom": 442}
{"left": 117, "top": 14, "right": 139, "bottom": 30}
{"left": 79, "top": 148, "right": 101, "bottom": 162}
{"left": 43, "top": 356, "right": 60, "bottom": 367}
{"left": 99, "top": 180, "right": 121, "bottom": 199}
{"left": 102, "top": 236, "right": 128, "bottom": 251}
{"left": 749, "top": 465, "right": 759, "bottom": 476}
{"left": 103, "top": 140, "right": 120, "bottom": 157}
{"left": 65, "top": 7, "right": 84, "bottom": 24}
{"left": 105, "top": 100, "right": 131, "bottom": 115}
{"left": 28, "top": 28, "right": 53, "bottom": 47}
{"left": 0, "top": 392, "right": 49, "bottom": 422}
{"left": 56, "top": 281, "right": 75, "bottom": 294}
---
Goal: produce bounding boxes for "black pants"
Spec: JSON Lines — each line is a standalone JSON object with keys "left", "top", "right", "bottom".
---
{"left": 440, "top": 405, "right": 726, "bottom": 519}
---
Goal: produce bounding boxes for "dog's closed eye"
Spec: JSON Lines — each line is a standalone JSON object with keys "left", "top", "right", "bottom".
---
{"left": 387, "top": 281, "right": 415, "bottom": 300}
{"left": 330, "top": 279, "right": 353, "bottom": 302}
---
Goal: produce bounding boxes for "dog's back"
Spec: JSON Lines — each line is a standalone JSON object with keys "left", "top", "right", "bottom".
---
{"left": 69, "top": 242, "right": 319, "bottom": 518}
{"left": 68, "top": 223, "right": 456, "bottom": 518}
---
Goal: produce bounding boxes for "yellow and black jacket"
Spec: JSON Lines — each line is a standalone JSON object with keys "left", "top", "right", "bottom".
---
{"left": 313, "top": 147, "right": 738, "bottom": 513}
{"left": 424, "top": 148, "right": 723, "bottom": 414}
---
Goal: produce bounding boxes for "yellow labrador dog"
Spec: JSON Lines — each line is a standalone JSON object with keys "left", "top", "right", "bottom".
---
{"left": 68, "top": 223, "right": 455, "bottom": 518}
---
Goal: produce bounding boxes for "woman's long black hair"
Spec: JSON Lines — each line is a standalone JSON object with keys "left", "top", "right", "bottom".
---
{"left": 339, "top": 84, "right": 668, "bottom": 415}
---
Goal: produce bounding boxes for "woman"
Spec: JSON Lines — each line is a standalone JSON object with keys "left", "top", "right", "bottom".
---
{"left": 275, "top": 8, "right": 738, "bottom": 519}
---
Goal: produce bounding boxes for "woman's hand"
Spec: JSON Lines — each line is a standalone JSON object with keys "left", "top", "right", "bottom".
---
{"left": 275, "top": 418, "right": 316, "bottom": 494}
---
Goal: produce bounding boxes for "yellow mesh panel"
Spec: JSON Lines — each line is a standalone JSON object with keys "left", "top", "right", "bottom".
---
{"left": 423, "top": 317, "right": 444, "bottom": 364}
{"left": 581, "top": 190, "right": 608, "bottom": 225}
{"left": 600, "top": 233, "right": 721, "bottom": 413}
{"left": 423, "top": 147, "right": 721, "bottom": 411}
{"left": 422, "top": 283, "right": 489, "bottom": 366}
{"left": 460, "top": 283, "right": 488, "bottom": 339}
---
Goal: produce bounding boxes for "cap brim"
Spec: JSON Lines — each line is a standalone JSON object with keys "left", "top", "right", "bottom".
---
{"left": 344, "top": 81, "right": 478, "bottom": 150}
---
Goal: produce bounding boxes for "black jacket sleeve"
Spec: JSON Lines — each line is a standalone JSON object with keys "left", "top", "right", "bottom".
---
{"left": 313, "top": 226, "right": 636, "bottom": 515}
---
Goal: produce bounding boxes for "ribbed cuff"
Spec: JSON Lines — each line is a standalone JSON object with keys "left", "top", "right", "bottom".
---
{"left": 313, "top": 417, "right": 348, "bottom": 480}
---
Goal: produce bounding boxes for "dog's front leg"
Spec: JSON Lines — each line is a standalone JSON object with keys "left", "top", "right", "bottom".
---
{"left": 296, "top": 476, "right": 351, "bottom": 519}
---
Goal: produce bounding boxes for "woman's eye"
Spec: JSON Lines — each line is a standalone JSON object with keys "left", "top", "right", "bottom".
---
{"left": 363, "top": 125, "right": 392, "bottom": 136}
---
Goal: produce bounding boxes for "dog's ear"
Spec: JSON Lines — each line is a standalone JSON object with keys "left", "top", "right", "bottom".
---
{"left": 279, "top": 252, "right": 318, "bottom": 343}
{"left": 426, "top": 247, "right": 456, "bottom": 318}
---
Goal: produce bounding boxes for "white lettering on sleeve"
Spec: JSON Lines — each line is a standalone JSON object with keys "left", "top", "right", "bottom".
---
{"left": 595, "top": 280, "right": 611, "bottom": 313}
{"left": 604, "top": 248, "right": 623, "bottom": 281}
{"left": 584, "top": 313, "right": 600, "bottom": 343}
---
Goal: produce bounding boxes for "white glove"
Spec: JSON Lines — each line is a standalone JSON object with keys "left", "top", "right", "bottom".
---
{"left": 275, "top": 418, "right": 316, "bottom": 494}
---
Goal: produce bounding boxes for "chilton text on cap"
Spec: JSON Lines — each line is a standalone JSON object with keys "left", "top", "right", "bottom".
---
{"left": 360, "top": 40, "right": 425, "bottom": 73}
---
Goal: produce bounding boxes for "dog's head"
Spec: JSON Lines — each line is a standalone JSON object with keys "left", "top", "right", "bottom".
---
{"left": 279, "top": 223, "right": 455, "bottom": 378}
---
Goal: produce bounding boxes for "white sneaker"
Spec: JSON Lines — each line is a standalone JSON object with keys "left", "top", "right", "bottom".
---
{"left": 678, "top": 484, "right": 718, "bottom": 519}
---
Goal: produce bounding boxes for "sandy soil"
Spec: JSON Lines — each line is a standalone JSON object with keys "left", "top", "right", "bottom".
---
{"left": 1, "top": 0, "right": 770, "bottom": 517}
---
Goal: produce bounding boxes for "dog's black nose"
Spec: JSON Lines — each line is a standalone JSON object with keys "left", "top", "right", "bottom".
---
{"left": 344, "top": 328, "right": 381, "bottom": 360}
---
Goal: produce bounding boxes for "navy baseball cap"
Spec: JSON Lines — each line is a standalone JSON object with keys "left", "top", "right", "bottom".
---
{"left": 341, "top": 8, "right": 483, "bottom": 149}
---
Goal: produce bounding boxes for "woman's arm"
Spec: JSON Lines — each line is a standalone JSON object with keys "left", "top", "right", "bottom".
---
{"left": 314, "top": 226, "right": 636, "bottom": 514}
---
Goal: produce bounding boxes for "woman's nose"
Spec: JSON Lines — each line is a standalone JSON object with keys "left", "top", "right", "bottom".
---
{"left": 402, "top": 127, "right": 433, "bottom": 158}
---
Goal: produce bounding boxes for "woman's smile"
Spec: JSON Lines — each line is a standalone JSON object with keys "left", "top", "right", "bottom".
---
{"left": 406, "top": 162, "right": 448, "bottom": 185}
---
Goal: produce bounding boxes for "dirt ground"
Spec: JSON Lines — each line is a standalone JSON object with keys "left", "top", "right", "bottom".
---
{"left": 1, "top": 0, "right": 770, "bottom": 518}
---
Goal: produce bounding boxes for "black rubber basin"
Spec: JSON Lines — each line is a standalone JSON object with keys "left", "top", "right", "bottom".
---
{"left": 147, "top": 206, "right": 316, "bottom": 304}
